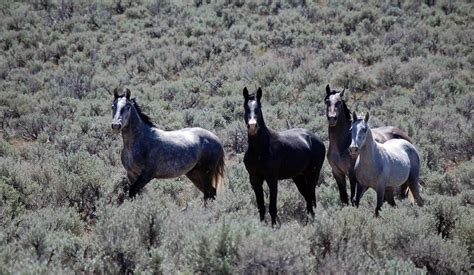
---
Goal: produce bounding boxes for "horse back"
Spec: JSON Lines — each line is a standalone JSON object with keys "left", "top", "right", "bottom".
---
{"left": 245, "top": 128, "right": 324, "bottom": 179}
{"left": 373, "top": 126, "right": 412, "bottom": 143}
{"left": 380, "top": 139, "right": 419, "bottom": 186}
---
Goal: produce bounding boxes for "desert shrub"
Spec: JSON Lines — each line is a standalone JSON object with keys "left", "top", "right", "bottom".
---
{"left": 0, "top": 0, "right": 472, "bottom": 273}
{"left": 19, "top": 151, "right": 111, "bottom": 218}
{"left": 426, "top": 171, "right": 461, "bottom": 196}
{"left": 406, "top": 235, "right": 469, "bottom": 274}
{"left": 222, "top": 121, "right": 246, "bottom": 153}
{"left": 48, "top": 62, "right": 96, "bottom": 99}
{"left": 398, "top": 57, "right": 431, "bottom": 88}
{"left": 331, "top": 62, "right": 375, "bottom": 93}
{"left": 87, "top": 196, "right": 170, "bottom": 273}
{"left": 236, "top": 222, "right": 310, "bottom": 274}
{"left": 185, "top": 220, "right": 239, "bottom": 274}
{"left": 0, "top": 159, "right": 25, "bottom": 222}
{"left": 411, "top": 71, "right": 444, "bottom": 106}
{"left": 454, "top": 208, "right": 474, "bottom": 263}
{"left": 425, "top": 195, "right": 463, "bottom": 239}
{"left": 375, "top": 57, "right": 402, "bottom": 87}
{"left": 3, "top": 207, "right": 84, "bottom": 267}
{"left": 253, "top": 62, "right": 288, "bottom": 88}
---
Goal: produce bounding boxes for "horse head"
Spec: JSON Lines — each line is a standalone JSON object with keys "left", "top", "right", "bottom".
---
{"left": 349, "top": 111, "right": 370, "bottom": 157}
{"left": 325, "top": 84, "right": 349, "bottom": 127}
{"left": 111, "top": 88, "right": 133, "bottom": 134}
{"left": 243, "top": 87, "right": 264, "bottom": 136}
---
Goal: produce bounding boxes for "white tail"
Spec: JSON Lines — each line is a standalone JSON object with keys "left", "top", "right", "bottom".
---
{"left": 212, "top": 157, "right": 225, "bottom": 197}
{"left": 213, "top": 172, "right": 224, "bottom": 196}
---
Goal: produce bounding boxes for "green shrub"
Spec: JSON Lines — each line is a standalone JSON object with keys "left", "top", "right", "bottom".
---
{"left": 0, "top": 0, "right": 472, "bottom": 273}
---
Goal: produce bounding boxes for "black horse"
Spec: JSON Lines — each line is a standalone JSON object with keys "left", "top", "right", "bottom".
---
{"left": 111, "top": 88, "right": 225, "bottom": 199}
{"left": 325, "top": 85, "right": 412, "bottom": 205}
{"left": 243, "top": 87, "right": 326, "bottom": 226}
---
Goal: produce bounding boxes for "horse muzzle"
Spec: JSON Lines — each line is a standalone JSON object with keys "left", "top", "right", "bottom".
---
{"left": 247, "top": 119, "right": 258, "bottom": 135}
{"left": 348, "top": 145, "right": 359, "bottom": 157}
{"left": 328, "top": 116, "right": 337, "bottom": 127}
{"left": 111, "top": 122, "right": 122, "bottom": 133}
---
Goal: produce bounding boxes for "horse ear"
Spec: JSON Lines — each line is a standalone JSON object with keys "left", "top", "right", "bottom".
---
{"left": 340, "top": 88, "right": 345, "bottom": 97}
{"left": 113, "top": 88, "right": 119, "bottom": 99}
{"left": 243, "top": 87, "right": 249, "bottom": 100}
{"left": 125, "top": 88, "right": 131, "bottom": 100}
{"left": 352, "top": 111, "right": 358, "bottom": 121}
{"left": 326, "top": 84, "right": 331, "bottom": 96}
{"left": 364, "top": 112, "right": 370, "bottom": 123}
{"left": 257, "top": 87, "right": 262, "bottom": 101}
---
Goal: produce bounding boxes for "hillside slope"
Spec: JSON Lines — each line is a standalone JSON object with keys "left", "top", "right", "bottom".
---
{"left": 0, "top": 0, "right": 472, "bottom": 273}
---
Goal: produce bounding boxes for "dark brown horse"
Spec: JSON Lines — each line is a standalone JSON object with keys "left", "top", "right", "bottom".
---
{"left": 111, "top": 88, "right": 224, "bottom": 199}
{"left": 325, "top": 85, "right": 412, "bottom": 205}
{"left": 243, "top": 87, "right": 326, "bottom": 226}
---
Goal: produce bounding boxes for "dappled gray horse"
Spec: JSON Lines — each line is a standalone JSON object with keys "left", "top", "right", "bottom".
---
{"left": 111, "top": 88, "right": 225, "bottom": 199}
{"left": 325, "top": 85, "right": 412, "bottom": 205}
{"left": 349, "top": 112, "right": 423, "bottom": 216}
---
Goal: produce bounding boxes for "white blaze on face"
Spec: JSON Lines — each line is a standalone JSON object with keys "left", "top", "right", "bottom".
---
{"left": 114, "top": 97, "right": 127, "bottom": 123}
{"left": 247, "top": 101, "right": 258, "bottom": 135}
{"left": 328, "top": 94, "right": 341, "bottom": 118}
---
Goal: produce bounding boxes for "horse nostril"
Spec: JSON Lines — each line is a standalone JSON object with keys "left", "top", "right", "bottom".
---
{"left": 111, "top": 123, "right": 121, "bottom": 130}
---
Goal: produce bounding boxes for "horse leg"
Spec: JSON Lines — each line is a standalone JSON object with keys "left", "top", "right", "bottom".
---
{"left": 250, "top": 175, "right": 265, "bottom": 222}
{"left": 186, "top": 167, "right": 215, "bottom": 201}
{"left": 375, "top": 185, "right": 385, "bottom": 217}
{"left": 266, "top": 177, "right": 279, "bottom": 227}
{"left": 354, "top": 183, "right": 367, "bottom": 207}
{"left": 293, "top": 175, "right": 314, "bottom": 218}
{"left": 333, "top": 171, "right": 349, "bottom": 205}
{"left": 129, "top": 170, "right": 153, "bottom": 198}
{"left": 385, "top": 187, "right": 396, "bottom": 207}
{"left": 348, "top": 172, "right": 358, "bottom": 206}
{"left": 308, "top": 162, "right": 323, "bottom": 208}
{"left": 201, "top": 168, "right": 217, "bottom": 201}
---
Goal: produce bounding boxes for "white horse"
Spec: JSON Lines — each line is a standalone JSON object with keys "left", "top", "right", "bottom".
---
{"left": 349, "top": 112, "right": 423, "bottom": 216}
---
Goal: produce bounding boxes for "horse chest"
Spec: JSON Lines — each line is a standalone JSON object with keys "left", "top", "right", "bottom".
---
{"left": 354, "top": 158, "right": 384, "bottom": 189}
{"left": 328, "top": 148, "right": 353, "bottom": 174}
{"left": 121, "top": 147, "right": 146, "bottom": 174}
{"left": 244, "top": 151, "right": 276, "bottom": 175}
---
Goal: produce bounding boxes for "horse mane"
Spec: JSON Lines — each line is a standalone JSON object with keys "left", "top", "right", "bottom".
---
{"left": 130, "top": 98, "right": 155, "bottom": 127}
{"left": 341, "top": 99, "right": 352, "bottom": 122}
{"left": 326, "top": 90, "right": 352, "bottom": 122}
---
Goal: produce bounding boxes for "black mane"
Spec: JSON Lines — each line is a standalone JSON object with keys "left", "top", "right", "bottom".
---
{"left": 130, "top": 98, "right": 155, "bottom": 127}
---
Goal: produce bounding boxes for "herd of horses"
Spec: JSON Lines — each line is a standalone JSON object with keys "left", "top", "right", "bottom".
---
{"left": 111, "top": 85, "right": 424, "bottom": 226}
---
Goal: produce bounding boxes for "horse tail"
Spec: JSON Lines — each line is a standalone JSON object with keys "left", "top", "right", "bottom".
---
{"left": 407, "top": 188, "right": 415, "bottom": 204}
{"left": 212, "top": 154, "right": 225, "bottom": 196}
{"left": 405, "top": 181, "right": 423, "bottom": 204}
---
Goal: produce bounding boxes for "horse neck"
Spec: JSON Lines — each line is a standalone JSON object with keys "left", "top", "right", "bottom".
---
{"left": 328, "top": 115, "right": 352, "bottom": 151}
{"left": 358, "top": 129, "right": 379, "bottom": 166}
{"left": 248, "top": 125, "right": 272, "bottom": 154}
{"left": 121, "top": 109, "right": 151, "bottom": 148}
